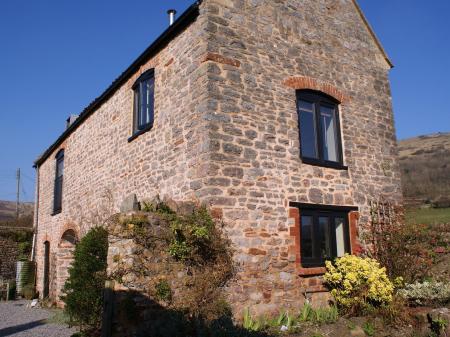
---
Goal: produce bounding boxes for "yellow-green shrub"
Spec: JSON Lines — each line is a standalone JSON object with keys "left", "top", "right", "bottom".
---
{"left": 324, "top": 255, "right": 394, "bottom": 313}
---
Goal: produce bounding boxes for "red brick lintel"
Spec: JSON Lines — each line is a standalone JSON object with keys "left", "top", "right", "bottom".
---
{"left": 201, "top": 52, "right": 241, "bottom": 68}
{"left": 283, "top": 76, "right": 351, "bottom": 104}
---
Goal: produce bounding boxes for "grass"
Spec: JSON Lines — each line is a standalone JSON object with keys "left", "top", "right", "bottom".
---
{"left": 405, "top": 207, "right": 450, "bottom": 225}
{"left": 45, "top": 309, "right": 72, "bottom": 325}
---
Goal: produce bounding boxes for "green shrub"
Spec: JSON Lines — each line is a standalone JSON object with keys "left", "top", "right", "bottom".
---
{"left": 362, "top": 321, "right": 375, "bottom": 336}
{"left": 63, "top": 226, "right": 108, "bottom": 332}
{"left": 155, "top": 280, "right": 172, "bottom": 302}
{"left": 17, "top": 241, "right": 31, "bottom": 260}
{"left": 324, "top": 255, "right": 394, "bottom": 314}
{"left": 398, "top": 281, "right": 450, "bottom": 306}
{"left": 430, "top": 317, "right": 449, "bottom": 336}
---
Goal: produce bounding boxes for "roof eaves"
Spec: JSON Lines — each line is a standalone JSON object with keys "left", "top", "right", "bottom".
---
{"left": 34, "top": 1, "right": 202, "bottom": 167}
{"left": 351, "top": 0, "right": 394, "bottom": 68}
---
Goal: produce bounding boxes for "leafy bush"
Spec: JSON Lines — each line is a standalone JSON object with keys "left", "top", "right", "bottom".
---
{"left": 365, "top": 200, "right": 438, "bottom": 282}
{"left": 63, "top": 226, "right": 108, "bottom": 332}
{"left": 324, "top": 255, "right": 394, "bottom": 313}
{"left": 398, "top": 281, "right": 450, "bottom": 306}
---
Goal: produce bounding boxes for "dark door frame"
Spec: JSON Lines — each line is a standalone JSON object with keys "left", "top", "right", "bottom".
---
{"left": 43, "top": 241, "right": 50, "bottom": 298}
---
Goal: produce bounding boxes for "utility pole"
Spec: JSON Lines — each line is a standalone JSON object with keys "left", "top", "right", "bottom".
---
{"left": 16, "top": 168, "right": 20, "bottom": 223}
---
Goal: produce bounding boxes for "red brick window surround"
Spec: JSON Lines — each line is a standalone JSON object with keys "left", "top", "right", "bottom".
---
{"left": 289, "top": 204, "right": 360, "bottom": 276}
{"left": 283, "top": 76, "right": 351, "bottom": 104}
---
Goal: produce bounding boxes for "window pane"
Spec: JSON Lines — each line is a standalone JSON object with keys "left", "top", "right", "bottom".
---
{"left": 318, "top": 216, "right": 332, "bottom": 259}
{"left": 334, "top": 217, "right": 346, "bottom": 257}
{"left": 139, "top": 82, "right": 147, "bottom": 127}
{"left": 320, "top": 105, "right": 338, "bottom": 162}
{"left": 301, "top": 215, "right": 313, "bottom": 258}
{"left": 56, "top": 158, "right": 64, "bottom": 177}
{"left": 299, "top": 100, "right": 317, "bottom": 159}
{"left": 145, "top": 77, "right": 154, "bottom": 125}
{"left": 54, "top": 176, "right": 63, "bottom": 212}
{"left": 137, "top": 78, "right": 154, "bottom": 129}
{"left": 298, "top": 100, "right": 314, "bottom": 112}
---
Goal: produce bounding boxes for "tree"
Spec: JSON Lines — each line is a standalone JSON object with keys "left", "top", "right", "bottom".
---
{"left": 63, "top": 226, "right": 108, "bottom": 332}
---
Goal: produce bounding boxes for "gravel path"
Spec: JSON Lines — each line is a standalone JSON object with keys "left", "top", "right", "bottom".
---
{"left": 0, "top": 300, "right": 76, "bottom": 337}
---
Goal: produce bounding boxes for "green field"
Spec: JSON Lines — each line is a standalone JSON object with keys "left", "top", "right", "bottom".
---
{"left": 405, "top": 207, "right": 450, "bottom": 225}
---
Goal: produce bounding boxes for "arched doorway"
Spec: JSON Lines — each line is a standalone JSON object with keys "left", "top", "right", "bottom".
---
{"left": 56, "top": 229, "right": 78, "bottom": 305}
{"left": 43, "top": 241, "right": 50, "bottom": 298}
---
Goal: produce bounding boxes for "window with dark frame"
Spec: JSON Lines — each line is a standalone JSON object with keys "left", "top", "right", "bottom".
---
{"left": 132, "top": 69, "right": 155, "bottom": 134}
{"left": 297, "top": 90, "right": 344, "bottom": 168}
{"left": 53, "top": 150, "right": 64, "bottom": 214}
{"left": 299, "top": 207, "right": 351, "bottom": 268}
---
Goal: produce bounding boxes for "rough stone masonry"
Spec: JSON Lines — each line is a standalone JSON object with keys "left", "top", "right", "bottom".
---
{"left": 33, "top": 0, "right": 402, "bottom": 315}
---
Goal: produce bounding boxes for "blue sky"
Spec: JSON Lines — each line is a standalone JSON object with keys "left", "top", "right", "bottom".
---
{"left": 0, "top": 0, "right": 449, "bottom": 202}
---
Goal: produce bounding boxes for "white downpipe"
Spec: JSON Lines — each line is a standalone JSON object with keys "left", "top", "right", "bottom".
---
{"left": 30, "top": 165, "right": 39, "bottom": 261}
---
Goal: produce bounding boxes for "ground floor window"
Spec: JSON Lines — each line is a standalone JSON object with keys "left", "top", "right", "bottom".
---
{"left": 298, "top": 206, "right": 353, "bottom": 268}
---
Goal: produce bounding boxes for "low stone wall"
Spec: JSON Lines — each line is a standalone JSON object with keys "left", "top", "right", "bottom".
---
{"left": 104, "top": 200, "right": 236, "bottom": 336}
{"left": 0, "top": 232, "right": 19, "bottom": 281}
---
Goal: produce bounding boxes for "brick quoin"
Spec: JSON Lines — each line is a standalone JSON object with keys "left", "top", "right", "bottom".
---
{"left": 283, "top": 76, "right": 351, "bottom": 104}
{"left": 200, "top": 52, "right": 241, "bottom": 67}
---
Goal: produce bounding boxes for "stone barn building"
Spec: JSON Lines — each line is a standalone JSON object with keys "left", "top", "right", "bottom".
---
{"left": 33, "top": 0, "right": 402, "bottom": 313}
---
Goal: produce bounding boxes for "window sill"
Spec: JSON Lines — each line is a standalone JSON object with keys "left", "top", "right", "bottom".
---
{"left": 301, "top": 158, "right": 348, "bottom": 170}
{"left": 51, "top": 209, "right": 62, "bottom": 216}
{"left": 298, "top": 266, "right": 326, "bottom": 276}
{"left": 128, "top": 124, "right": 153, "bottom": 142}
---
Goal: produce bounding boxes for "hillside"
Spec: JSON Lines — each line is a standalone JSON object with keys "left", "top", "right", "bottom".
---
{"left": 398, "top": 132, "right": 450, "bottom": 206}
{"left": 0, "top": 200, "right": 34, "bottom": 227}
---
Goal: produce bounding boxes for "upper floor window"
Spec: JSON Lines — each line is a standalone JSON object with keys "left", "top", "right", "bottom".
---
{"left": 132, "top": 69, "right": 155, "bottom": 134}
{"left": 53, "top": 149, "right": 64, "bottom": 214}
{"left": 297, "top": 90, "right": 344, "bottom": 168}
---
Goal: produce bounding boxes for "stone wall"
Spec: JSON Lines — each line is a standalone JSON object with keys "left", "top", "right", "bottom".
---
{"left": 192, "top": 0, "right": 402, "bottom": 315}
{"left": 0, "top": 232, "right": 19, "bottom": 281}
{"left": 34, "top": 12, "right": 211, "bottom": 303}
{"left": 34, "top": 0, "right": 402, "bottom": 314}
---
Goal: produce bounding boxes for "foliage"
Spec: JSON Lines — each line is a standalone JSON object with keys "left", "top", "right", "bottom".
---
{"left": 166, "top": 206, "right": 216, "bottom": 263}
{"left": 324, "top": 254, "right": 394, "bottom": 314}
{"left": 365, "top": 200, "right": 440, "bottom": 283}
{"left": 242, "top": 303, "right": 339, "bottom": 334}
{"left": 362, "top": 321, "right": 375, "bottom": 336}
{"left": 398, "top": 281, "right": 450, "bottom": 307}
{"left": 45, "top": 309, "right": 72, "bottom": 325}
{"left": 18, "top": 241, "right": 31, "bottom": 260}
{"left": 63, "top": 226, "right": 108, "bottom": 332}
{"left": 110, "top": 200, "right": 234, "bottom": 327}
{"left": 430, "top": 317, "right": 448, "bottom": 337}
{"left": 22, "top": 284, "right": 36, "bottom": 300}
{"left": 0, "top": 229, "right": 33, "bottom": 260}
{"left": 243, "top": 309, "right": 263, "bottom": 332}
{"left": 374, "top": 295, "right": 411, "bottom": 325}
{"left": 297, "top": 303, "right": 339, "bottom": 324}
{"left": 155, "top": 280, "right": 172, "bottom": 302}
